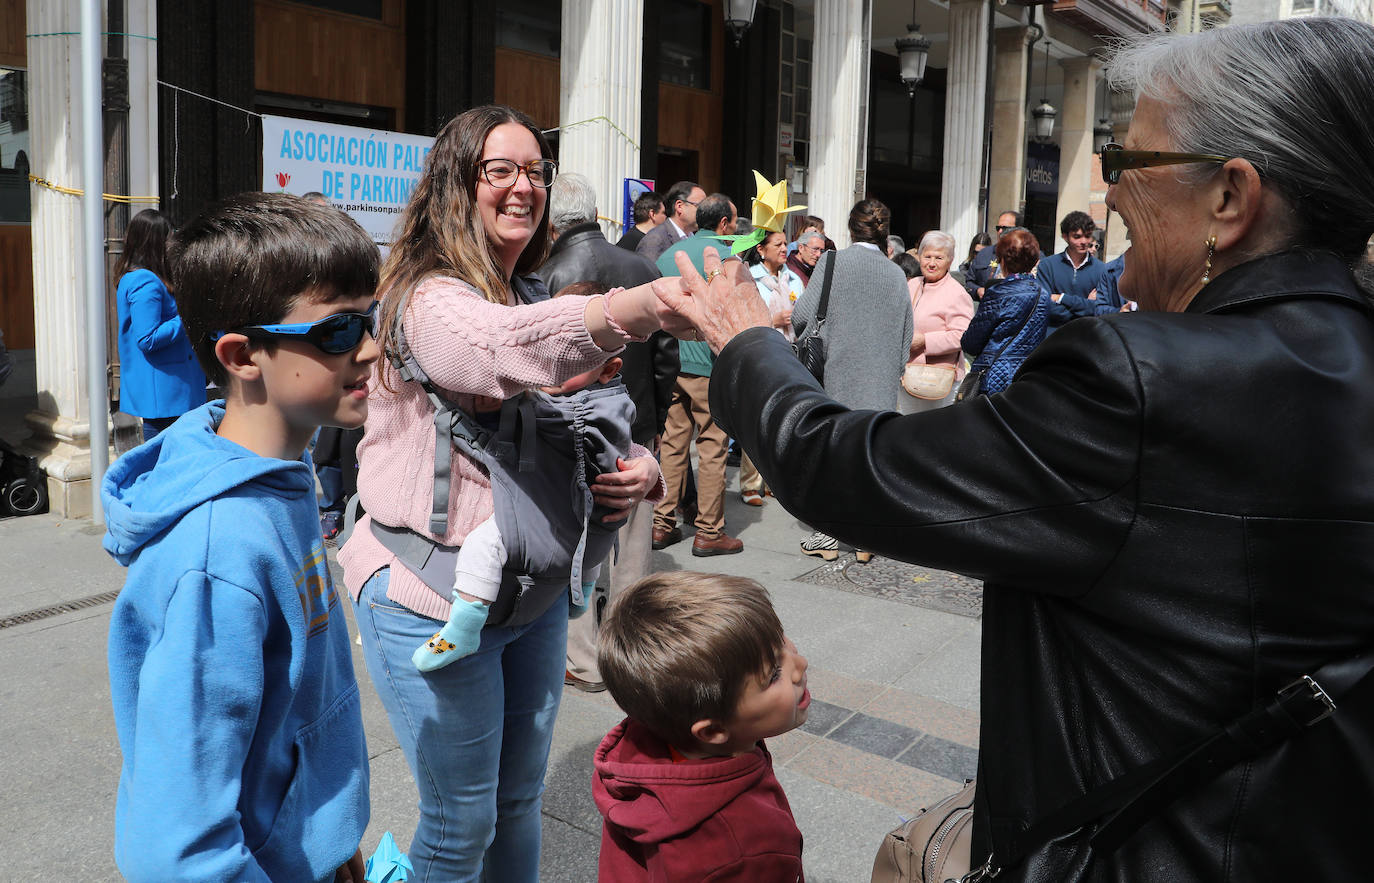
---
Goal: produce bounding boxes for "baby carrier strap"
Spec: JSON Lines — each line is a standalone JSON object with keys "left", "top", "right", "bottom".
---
{"left": 386, "top": 287, "right": 518, "bottom": 535}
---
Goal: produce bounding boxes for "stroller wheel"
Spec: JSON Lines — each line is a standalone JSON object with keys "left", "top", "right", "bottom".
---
{"left": 4, "top": 476, "right": 47, "bottom": 517}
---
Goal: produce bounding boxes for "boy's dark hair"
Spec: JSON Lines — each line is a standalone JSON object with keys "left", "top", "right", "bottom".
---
{"left": 114, "top": 208, "right": 173, "bottom": 282}
{"left": 633, "top": 191, "right": 663, "bottom": 223}
{"left": 169, "top": 192, "right": 379, "bottom": 387}
{"left": 1060, "top": 210, "right": 1095, "bottom": 238}
{"left": 554, "top": 281, "right": 608, "bottom": 299}
{"left": 848, "top": 198, "right": 892, "bottom": 246}
{"left": 599, "top": 572, "right": 784, "bottom": 749}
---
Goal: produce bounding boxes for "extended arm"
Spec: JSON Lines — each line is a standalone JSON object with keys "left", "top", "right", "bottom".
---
{"left": 709, "top": 323, "right": 1142, "bottom": 592}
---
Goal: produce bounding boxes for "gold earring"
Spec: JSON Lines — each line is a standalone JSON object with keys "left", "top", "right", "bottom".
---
{"left": 1201, "top": 235, "right": 1217, "bottom": 285}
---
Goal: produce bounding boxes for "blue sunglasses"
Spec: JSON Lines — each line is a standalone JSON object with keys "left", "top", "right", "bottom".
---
{"left": 212, "top": 301, "right": 378, "bottom": 355}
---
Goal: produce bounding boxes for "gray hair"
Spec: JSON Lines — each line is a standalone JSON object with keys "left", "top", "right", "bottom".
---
{"left": 549, "top": 172, "right": 598, "bottom": 234}
{"left": 799, "top": 230, "right": 825, "bottom": 248}
{"left": 917, "top": 230, "right": 956, "bottom": 257}
{"left": 887, "top": 235, "right": 906, "bottom": 255}
{"left": 1106, "top": 17, "right": 1374, "bottom": 263}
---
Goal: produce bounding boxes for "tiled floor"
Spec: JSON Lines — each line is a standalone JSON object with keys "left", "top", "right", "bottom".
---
{"left": 779, "top": 665, "right": 980, "bottom": 809}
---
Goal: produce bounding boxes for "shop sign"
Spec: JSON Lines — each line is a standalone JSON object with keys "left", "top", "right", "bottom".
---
{"left": 1026, "top": 141, "right": 1060, "bottom": 198}
{"left": 779, "top": 123, "right": 794, "bottom": 152}
{"left": 262, "top": 114, "right": 435, "bottom": 244}
{"left": 623, "top": 177, "right": 655, "bottom": 233}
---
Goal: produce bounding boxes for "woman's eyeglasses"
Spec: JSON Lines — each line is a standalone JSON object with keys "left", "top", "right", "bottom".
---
{"left": 478, "top": 158, "right": 558, "bottom": 190}
{"left": 1099, "top": 142, "right": 1230, "bottom": 185}
{"left": 211, "top": 301, "right": 378, "bottom": 355}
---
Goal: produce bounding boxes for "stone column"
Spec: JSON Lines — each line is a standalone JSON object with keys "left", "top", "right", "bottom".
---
{"left": 940, "top": 0, "right": 991, "bottom": 256}
{"left": 24, "top": 0, "right": 101, "bottom": 518}
{"left": 560, "top": 0, "right": 643, "bottom": 239}
{"left": 987, "top": 26, "right": 1031, "bottom": 227}
{"left": 126, "top": 0, "right": 159, "bottom": 206}
{"left": 1053, "top": 55, "right": 1101, "bottom": 236}
{"left": 809, "top": 0, "right": 871, "bottom": 247}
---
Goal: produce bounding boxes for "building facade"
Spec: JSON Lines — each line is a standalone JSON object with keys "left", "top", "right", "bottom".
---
{"left": 11, "top": 0, "right": 1366, "bottom": 515}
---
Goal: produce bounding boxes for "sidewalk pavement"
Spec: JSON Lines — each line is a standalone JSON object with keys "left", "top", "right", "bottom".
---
{"left": 0, "top": 473, "right": 982, "bottom": 881}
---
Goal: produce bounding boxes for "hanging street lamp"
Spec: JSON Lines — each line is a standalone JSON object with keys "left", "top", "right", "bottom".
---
{"left": 895, "top": 1, "right": 931, "bottom": 97}
{"left": 724, "top": 0, "right": 757, "bottom": 48}
{"left": 1032, "top": 38, "right": 1057, "bottom": 142}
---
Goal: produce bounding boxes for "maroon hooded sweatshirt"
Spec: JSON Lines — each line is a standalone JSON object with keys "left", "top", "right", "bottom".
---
{"left": 592, "top": 718, "right": 804, "bottom": 882}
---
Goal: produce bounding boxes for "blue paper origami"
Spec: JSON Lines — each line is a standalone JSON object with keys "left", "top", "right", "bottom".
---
{"left": 365, "top": 831, "right": 414, "bottom": 883}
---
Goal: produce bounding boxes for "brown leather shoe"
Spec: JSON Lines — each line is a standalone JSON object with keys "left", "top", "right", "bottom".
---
{"left": 691, "top": 532, "right": 744, "bottom": 557}
{"left": 652, "top": 525, "right": 683, "bottom": 550}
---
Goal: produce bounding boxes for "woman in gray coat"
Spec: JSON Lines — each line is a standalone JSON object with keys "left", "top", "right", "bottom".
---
{"left": 791, "top": 198, "right": 913, "bottom": 561}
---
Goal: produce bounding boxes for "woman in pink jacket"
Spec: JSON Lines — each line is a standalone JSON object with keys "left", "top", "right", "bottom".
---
{"left": 339, "top": 105, "right": 668, "bottom": 882}
{"left": 897, "top": 230, "right": 976, "bottom": 413}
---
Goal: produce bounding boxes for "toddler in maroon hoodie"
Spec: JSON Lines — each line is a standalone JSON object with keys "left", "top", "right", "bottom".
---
{"left": 593, "top": 572, "right": 809, "bottom": 882}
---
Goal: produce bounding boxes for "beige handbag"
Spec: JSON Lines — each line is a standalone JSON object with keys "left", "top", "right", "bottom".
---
{"left": 902, "top": 284, "right": 958, "bottom": 401}
{"left": 902, "top": 363, "right": 957, "bottom": 400}
{"left": 871, "top": 779, "right": 975, "bottom": 883}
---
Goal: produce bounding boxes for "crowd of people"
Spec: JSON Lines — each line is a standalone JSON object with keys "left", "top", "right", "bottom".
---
{"left": 96, "top": 16, "right": 1374, "bottom": 883}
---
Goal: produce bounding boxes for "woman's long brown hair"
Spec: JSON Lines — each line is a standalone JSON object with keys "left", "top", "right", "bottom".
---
{"left": 375, "top": 104, "right": 554, "bottom": 391}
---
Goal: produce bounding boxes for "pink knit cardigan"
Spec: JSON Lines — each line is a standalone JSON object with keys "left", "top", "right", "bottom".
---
{"left": 339, "top": 275, "right": 658, "bottom": 621}
{"left": 906, "top": 272, "right": 976, "bottom": 380}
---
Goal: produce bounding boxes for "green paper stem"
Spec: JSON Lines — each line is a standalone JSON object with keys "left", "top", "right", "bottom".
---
{"left": 713, "top": 229, "right": 767, "bottom": 257}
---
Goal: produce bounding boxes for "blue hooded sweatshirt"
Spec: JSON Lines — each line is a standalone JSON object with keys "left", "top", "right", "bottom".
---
{"left": 103, "top": 401, "right": 368, "bottom": 883}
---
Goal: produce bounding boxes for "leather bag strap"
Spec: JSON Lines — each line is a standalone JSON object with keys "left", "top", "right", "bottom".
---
{"left": 986, "top": 288, "right": 1040, "bottom": 369}
{"left": 989, "top": 648, "right": 1374, "bottom": 876}
{"left": 814, "top": 251, "right": 836, "bottom": 322}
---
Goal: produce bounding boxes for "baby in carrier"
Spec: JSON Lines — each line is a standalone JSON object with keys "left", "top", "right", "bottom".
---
{"left": 414, "top": 282, "right": 638, "bottom": 671}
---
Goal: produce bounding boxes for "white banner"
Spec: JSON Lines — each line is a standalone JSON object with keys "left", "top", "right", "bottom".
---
{"left": 261, "top": 114, "right": 434, "bottom": 244}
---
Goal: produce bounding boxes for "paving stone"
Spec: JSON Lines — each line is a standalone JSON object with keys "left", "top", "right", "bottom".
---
{"left": 828, "top": 711, "right": 921, "bottom": 760}
{"left": 799, "top": 697, "right": 854, "bottom": 737}
{"left": 787, "top": 739, "right": 966, "bottom": 812}
{"left": 896, "top": 733, "right": 981, "bottom": 783}
{"left": 864, "top": 685, "right": 982, "bottom": 748}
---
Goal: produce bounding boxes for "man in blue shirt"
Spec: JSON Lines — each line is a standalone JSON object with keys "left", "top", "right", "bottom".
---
{"left": 1037, "top": 211, "right": 1107, "bottom": 331}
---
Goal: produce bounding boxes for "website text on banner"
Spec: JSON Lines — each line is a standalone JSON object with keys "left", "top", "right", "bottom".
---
{"left": 262, "top": 114, "right": 435, "bottom": 245}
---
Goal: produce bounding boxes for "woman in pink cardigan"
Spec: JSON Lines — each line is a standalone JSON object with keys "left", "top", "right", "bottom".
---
{"left": 339, "top": 105, "right": 668, "bottom": 882}
{"left": 897, "top": 230, "right": 976, "bottom": 413}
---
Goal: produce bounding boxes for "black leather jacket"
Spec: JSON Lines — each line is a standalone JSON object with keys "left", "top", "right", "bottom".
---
{"left": 711, "top": 250, "right": 1374, "bottom": 881}
{"left": 537, "top": 222, "right": 678, "bottom": 445}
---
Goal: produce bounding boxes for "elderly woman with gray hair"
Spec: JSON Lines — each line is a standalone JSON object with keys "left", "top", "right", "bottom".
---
{"left": 897, "top": 230, "right": 975, "bottom": 413}
{"left": 653, "top": 18, "right": 1374, "bottom": 880}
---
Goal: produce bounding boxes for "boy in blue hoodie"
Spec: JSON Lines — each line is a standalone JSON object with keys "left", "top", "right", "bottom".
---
{"left": 102, "top": 192, "right": 380, "bottom": 883}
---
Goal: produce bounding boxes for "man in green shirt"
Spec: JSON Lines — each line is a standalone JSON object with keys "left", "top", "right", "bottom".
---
{"left": 651, "top": 193, "right": 744, "bottom": 556}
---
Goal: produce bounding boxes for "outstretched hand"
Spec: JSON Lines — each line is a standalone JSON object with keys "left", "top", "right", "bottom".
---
{"left": 651, "top": 246, "right": 773, "bottom": 353}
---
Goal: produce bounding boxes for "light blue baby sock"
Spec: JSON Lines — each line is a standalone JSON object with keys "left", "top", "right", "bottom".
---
{"left": 569, "top": 582, "right": 595, "bottom": 619}
{"left": 413, "top": 595, "right": 490, "bottom": 672}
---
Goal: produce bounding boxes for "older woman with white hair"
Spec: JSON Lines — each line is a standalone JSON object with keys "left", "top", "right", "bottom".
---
{"left": 897, "top": 230, "right": 975, "bottom": 413}
{"left": 655, "top": 18, "right": 1374, "bottom": 880}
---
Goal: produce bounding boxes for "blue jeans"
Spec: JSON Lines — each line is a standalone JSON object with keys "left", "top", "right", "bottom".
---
{"left": 140, "top": 415, "right": 177, "bottom": 441}
{"left": 355, "top": 567, "right": 567, "bottom": 882}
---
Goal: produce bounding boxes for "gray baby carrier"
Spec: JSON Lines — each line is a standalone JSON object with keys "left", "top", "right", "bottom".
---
{"left": 370, "top": 275, "right": 635, "bottom": 628}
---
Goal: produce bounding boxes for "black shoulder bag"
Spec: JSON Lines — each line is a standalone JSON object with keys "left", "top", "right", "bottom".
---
{"left": 793, "top": 251, "right": 835, "bottom": 384}
{"left": 955, "top": 292, "right": 1039, "bottom": 402}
